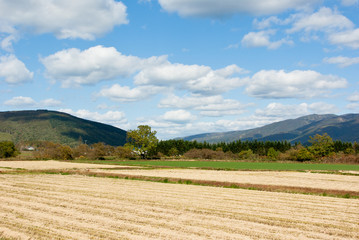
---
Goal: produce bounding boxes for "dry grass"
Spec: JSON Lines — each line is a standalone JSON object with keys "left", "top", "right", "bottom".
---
{"left": 0, "top": 174, "right": 358, "bottom": 240}
{"left": 0, "top": 160, "right": 136, "bottom": 170}
{"left": 93, "top": 168, "right": 359, "bottom": 192}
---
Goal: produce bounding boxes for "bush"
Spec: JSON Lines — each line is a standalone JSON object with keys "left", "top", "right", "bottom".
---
{"left": 183, "top": 148, "right": 230, "bottom": 160}
{"left": 0, "top": 141, "right": 18, "bottom": 158}
{"left": 33, "top": 141, "right": 73, "bottom": 160}
{"left": 267, "top": 147, "right": 279, "bottom": 160}
{"left": 238, "top": 149, "right": 256, "bottom": 160}
{"left": 114, "top": 146, "right": 133, "bottom": 159}
{"left": 279, "top": 147, "right": 314, "bottom": 162}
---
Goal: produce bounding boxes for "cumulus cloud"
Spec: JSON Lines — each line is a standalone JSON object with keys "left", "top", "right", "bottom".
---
{"left": 4, "top": 96, "right": 62, "bottom": 108}
{"left": 162, "top": 110, "right": 195, "bottom": 123}
{"left": 134, "top": 63, "right": 211, "bottom": 85}
{"left": 41, "top": 46, "right": 167, "bottom": 87}
{"left": 42, "top": 45, "right": 247, "bottom": 96}
{"left": 97, "top": 84, "right": 166, "bottom": 102}
{"left": 241, "top": 30, "right": 293, "bottom": 49}
{"left": 0, "top": 55, "right": 33, "bottom": 84}
{"left": 0, "top": 0, "right": 128, "bottom": 40}
{"left": 288, "top": 7, "right": 354, "bottom": 33}
{"left": 245, "top": 69, "right": 347, "bottom": 99}
{"left": 324, "top": 56, "right": 359, "bottom": 67}
{"left": 136, "top": 63, "right": 246, "bottom": 95}
{"left": 347, "top": 92, "right": 359, "bottom": 102}
{"left": 254, "top": 102, "right": 337, "bottom": 123}
{"left": 4, "top": 96, "right": 36, "bottom": 107}
{"left": 341, "top": 0, "right": 358, "bottom": 6}
{"left": 159, "top": 94, "right": 249, "bottom": 117}
{"left": 158, "top": 0, "right": 320, "bottom": 18}
{"left": 60, "top": 109, "right": 127, "bottom": 127}
{"left": 329, "top": 28, "right": 359, "bottom": 49}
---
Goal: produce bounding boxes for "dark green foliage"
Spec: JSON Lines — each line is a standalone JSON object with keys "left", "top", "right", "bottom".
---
{"left": 157, "top": 139, "right": 291, "bottom": 156}
{"left": 0, "top": 141, "right": 18, "bottom": 158}
{"left": 0, "top": 110, "right": 126, "bottom": 147}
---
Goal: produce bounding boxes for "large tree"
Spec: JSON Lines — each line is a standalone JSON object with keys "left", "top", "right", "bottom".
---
{"left": 126, "top": 125, "right": 158, "bottom": 159}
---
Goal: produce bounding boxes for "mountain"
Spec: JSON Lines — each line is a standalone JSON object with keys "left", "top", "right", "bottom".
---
{"left": 182, "top": 114, "right": 359, "bottom": 144}
{"left": 0, "top": 110, "right": 127, "bottom": 146}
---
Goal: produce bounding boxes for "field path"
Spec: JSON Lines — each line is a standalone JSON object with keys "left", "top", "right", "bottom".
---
{"left": 0, "top": 174, "right": 358, "bottom": 239}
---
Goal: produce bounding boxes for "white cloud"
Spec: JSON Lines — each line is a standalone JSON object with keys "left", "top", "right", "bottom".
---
{"left": 307, "top": 102, "right": 338, "bottom": 114}
{"left": 253, "top": 16, "right": 283, "bottom": 29}
{"left": 159, "top": 94, "right": 249, "bottom": 117}
{"left": 324, "top": 56, "right": 359, "bottom": 67}
{"left": 0, "top": 55, "right": 33, "bottom": 84}
{"left": 246, "top": 69, "right": 347, "bottom": 99}
{"left": 241, "top": 30, "right": 293, "bottom": 49}
{"left": 162, "top": 110, "right": 195, "bottom": 123}
{"left": 135, "top": 63, "right": 247, "bottom": 95}
{"left": 4, "top": 96, "right": 36, "bottom": 107}
{"left": 3, "top": 96, "right": 62, "bottom": 108}
{"left": 288, "top": 7, "right": 354, "bottom": 33}
{"left": 329, "top": 28, "right": 359, "bottom": 49}
{"left": 158, "top": 0, "right": 320, "bottom": 17}
{"left": 346, "top": 103, "right": 359, "bottom": 110}
{"left": 97, "top": 84, "right": 166, "bottom": 102}
{"left": 341, "top": 0, "right": 358, "bottom": 6}
{"left": 0, "top": 0, "right": 128, "bottom": 40}
{"left": 60, "top": 109, "right": 127, "bottom": 127}
{"left": 348, "top": 92, "right": 359, "bottom": 102}
{"left": 255, "top": 102, "right": 309, "bottom": 118}
{"left": 41, "top": 45, "right": 167, "bottom": 87}
{"left": 134, "top": 63, "right": 211, "bottom": 85}
{"left": 42, "top": 45, "right": 247, "bottom": 96}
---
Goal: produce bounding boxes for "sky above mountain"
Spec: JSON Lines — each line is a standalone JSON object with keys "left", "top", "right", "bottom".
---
{"left": 0, "top": 0, "right": 358, "bottom": 139}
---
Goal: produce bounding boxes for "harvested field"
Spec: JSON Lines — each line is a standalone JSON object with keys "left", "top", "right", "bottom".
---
{"left": 0, "top": 160, "right": 136, "bottom": 170}
{"left": 95, "top": 168, "right": 359, "bottom": 192}
{"left": 0, "top": 174, "right": 358, "bottom": 240}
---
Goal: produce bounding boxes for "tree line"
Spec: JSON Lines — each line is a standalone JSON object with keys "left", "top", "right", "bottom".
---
{"left": 1, "top": 125, "right": 359, "bottom": 164}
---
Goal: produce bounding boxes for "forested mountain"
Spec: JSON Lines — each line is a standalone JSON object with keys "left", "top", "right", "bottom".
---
{"left": 0, "top": 110, "right": 126, "bottom": 146}
{"left": 182, "top": 114, "right": 359, "bottom": 144}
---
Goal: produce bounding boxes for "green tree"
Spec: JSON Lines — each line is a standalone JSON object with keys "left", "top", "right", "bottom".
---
{"left": 308, "top": 133, "right": 334, "bottom": 158}
{"left": 127, "top": 125, "right": 158, "bottom": 159}
{"left": 267, "top": 147, "right": 279, "bottom": 160}
{"left": 0, "top": 141, "right": 18, "bottom": 158}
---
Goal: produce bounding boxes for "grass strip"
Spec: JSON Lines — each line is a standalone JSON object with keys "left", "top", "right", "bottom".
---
{"left": 5, "top": 169, "right": 358, "bottom": 199}
{"left": 72, "top": 160, "right": 359, "bottom": 172}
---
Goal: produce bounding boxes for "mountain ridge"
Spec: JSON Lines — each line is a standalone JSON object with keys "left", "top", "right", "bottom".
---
{"left": 182, "top": 113, "right": 359, "bottom": 144}
{"left": 0, "top": 110, "right": 127, "bottom": 146}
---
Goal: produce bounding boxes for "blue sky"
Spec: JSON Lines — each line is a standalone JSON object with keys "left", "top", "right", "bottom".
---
{"left": 1, "top": 0, "right": 359, "bottom": 139}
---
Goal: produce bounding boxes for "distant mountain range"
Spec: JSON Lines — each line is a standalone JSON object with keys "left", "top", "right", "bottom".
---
{"left": 0, "top": 110, "right": 127, "bottom": 146}
{"left": 182, "top": 114, "right": 359, "bottom": 144}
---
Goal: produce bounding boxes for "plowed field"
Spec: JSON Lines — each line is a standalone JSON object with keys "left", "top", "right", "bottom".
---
{"left": 0, "top": 174, "right": 358, "bottom": 240}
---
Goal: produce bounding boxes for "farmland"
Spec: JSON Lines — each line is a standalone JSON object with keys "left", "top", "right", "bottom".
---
{"left": 0, "top": 160, "right": 358, "bottom": 239}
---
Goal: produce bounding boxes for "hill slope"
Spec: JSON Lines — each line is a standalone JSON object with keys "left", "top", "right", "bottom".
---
{"left": 182, "top": 114, "right": 359, "bottom": 144}
{"left": 0, "top": 110, "right": 127, "bottom": 146}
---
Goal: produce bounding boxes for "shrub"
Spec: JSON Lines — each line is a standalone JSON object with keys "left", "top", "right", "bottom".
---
{"left": 183, "top": 148, "right": 228, "bottom": 160}
{"left": 279, "top": 147, "right": 314, "bottom": 162}
{"left": 114, "top": 146, "right": 133, "bottom": 159}
{"left": 267, "top": 147, "right": 279, "bottom": 160}
{"left": 0, "top": 141, "right": 18, "bottom": 158}
{"left": 238, "top": 149, "right": 256, "bottom": 160}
